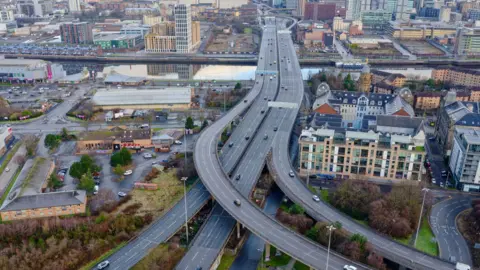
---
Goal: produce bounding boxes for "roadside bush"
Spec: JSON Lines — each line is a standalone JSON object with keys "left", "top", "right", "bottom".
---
{"left": 44, "top": 134, "right": 61, "bottom": 149}
{"left": 110, "top": 147, "right": 132, "bottom": 167}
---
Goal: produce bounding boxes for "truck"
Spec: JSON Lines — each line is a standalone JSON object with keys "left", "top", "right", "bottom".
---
{"left": 456, "top": 262, "right": 471, "bottom": 270}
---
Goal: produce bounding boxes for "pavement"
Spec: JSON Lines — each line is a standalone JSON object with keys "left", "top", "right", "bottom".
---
{"left": 430, "top": 195, "right": 472, "bottom": 265}
{"left": 0, "top": 144, "right": 26, "bottom": 195}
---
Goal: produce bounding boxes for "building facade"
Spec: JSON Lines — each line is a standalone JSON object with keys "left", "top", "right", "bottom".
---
{"left": 454, "top": 27, "right": 480, "bottom": 56}
{"left": 432, "top": 67, "right": 480, "bottom": 88}
{"left": 414, "top": 92, "right": 442, "bottom": 110}
{"left": 298, "top": 115, "right": 426, "bottom": 182}
{"left": 0, "top": 59, "right": 65, "bottom": 83}
{"left": 449, "top": 127, "right": 480, "bottom": 191}
{"left": 0, "top": 9, "right": 14, "bottom": 22}
{"left": 60, "top": 22, "right": 93, "bottom": 44}
{"left": 68, "top": 0, "right": 81, "bottom": 12}
{"left": 361, "top": 10, "right": 392, "bottom": 29}
{"left": 0, "top": 126, "right": 13, "bottom": 157}
{"left": 175, "top": 4, "right": 193, "bottom": 53}
{"left": 17, "top": 0, "right": 53, "bottom": 17}
{"left": 94, "top": 34, "right": 143, "bottom": 50}
{"left": 387, "top": 21, "right": 456, "bottom": 39}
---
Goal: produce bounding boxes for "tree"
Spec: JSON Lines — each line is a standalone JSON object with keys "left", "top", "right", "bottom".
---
{"left": 113, "top": 164, "right": 125, "bottom": 176}
{"left": 48, "top": 174, "right": 63, "bottom": 189}
{"left": 69, "top": 155, "right": 100, "bottom": 179}
{"left": 24, "top": 135, "right": 38, "bottom": 157}
{"left": 110, "top": 148, "right": 132, "bottom": 167}
{"left": 343, "top": 73, "right": 356, "bottom": 91}
{"left": 288, "top": 204, "right": 305, "bottom": 215}
{"left": 201, "top": 119, "right": 208, "bottom": 130}
{"left": 60, "top": 128, "right": 69, "bottom": 140}
{"left": 77, "top": 170, "right": 95, "bottom": 192}
{"left": 44, "top": 134, "right": 60, "bottom": 149}
{"left": 89, "top": 189, "right": 116, "bottom": 214}
{"left": 185, "top": 117, "right": 194, "bottom": 130}
{"left": 234, "top": 82, "right": 242, "bottom": 90}
{"left": 14, "top": 155, "right": 26, "bottom": 165}
{"left": 320, "top": 72, "right": 327, "bottom": 82}
{"left": 425, "top": 78, "right": 435, "bottom": 89}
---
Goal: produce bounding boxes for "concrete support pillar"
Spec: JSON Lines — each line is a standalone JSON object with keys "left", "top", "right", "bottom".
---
{"left": 236, "top": 222, "right": 241, "bottom": 239}
{"left": 265, "top": 243, "right": 271, "bottom": 262}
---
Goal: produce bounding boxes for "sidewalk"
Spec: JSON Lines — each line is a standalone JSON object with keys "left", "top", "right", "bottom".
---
{"left": 0, "top": 145, "right": 26, "bottom": 195}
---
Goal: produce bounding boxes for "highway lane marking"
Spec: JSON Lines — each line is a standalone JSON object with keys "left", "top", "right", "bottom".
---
{"left": 125, "top": 252, "right": 138, "bottom": 263}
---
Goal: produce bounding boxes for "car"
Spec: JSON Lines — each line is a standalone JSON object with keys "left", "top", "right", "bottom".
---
{"left": 274, "top": 127, "right": 278, "bottom": 131}
{"left": 5, "top": 167, "right": 9, "bottom": 172}
{"left": 93, "top": 185, "right": 99, "bottom": 195}
{"left": 261, "top": 110, "right": 265, "bottom": 114}
{"left": 152, "top": 161, "right": 157, "bottom": 165}
{"left": 449, "top": 256, "right": 456, "bottom": 263}
{"left": 343, "top": 266, "right": 357, "bottom": 270}
{"left": 429, "top": 136, "right": 436, "bottom": 141}
{"left": 431, "top": 177, "right": 437, "bottom": 184}
{"left": 245, "top": 136, "right": 250, "bottom": 140}
{"left": 244, "top": 99, "right": 248, "bottom": 103}
{"left": 97, "top": 260, "right": 110, "bottom": 269}
{"left": 234, "top": 199, "right": 241, "bottom": 206}
{"left": 312, "top": 195, "right": 320, "bottom": 202}
{"left": 118, "top": 191, "right": 127, "bottom": 197}
{"left": 123, "top": 170, "right": 133, "bottom": 176}
{"left": 268, "top": 99, "right": 271, "bottom": 101}
{"left": 288, "top": 170, "right": 295, "bottom": 177}
{"left": 143, "top": 153, "right": 152, "bottom": 159}
{"left": 264, "top": 134, "right": 268, "bottom": 140}
{"left": 235, "top": 174, "right": 241, "bottom": 180}
{"left": 175, "top": 140, "right": 182, "bottom": 145}
{"left": 229, "top": 142, "right": 234, "bottom": 147}
{"left": 440, "top": 182, "right": 445, "bottom": 188}
{"left": 441, "top": 170, "right": 447, "bottom": 176}
{"left": 264, "top": 96, "right": 267, "bottom": 100}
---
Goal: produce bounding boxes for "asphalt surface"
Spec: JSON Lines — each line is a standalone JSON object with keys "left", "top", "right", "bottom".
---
{"left": 175, "top": 18, "right": 281, "bottom": 270}
{"left": 230, "top": 190, "right": 283, "bottom": 270}
{"left": 92, "top": 181, "right": 210, "bottom": 270}
{"left": 430, "top": 196, "right": 472, "bottom": 265}
{"left": 269, "top": 30, "right": 456, "bottom": 270}
{"left": 193, "top": 18, "right": 368, "bottom": 270}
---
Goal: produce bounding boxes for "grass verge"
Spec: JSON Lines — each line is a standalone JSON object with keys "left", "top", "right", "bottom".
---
{"left": 132, "top": 244, "right": 185, "bottom": 270}
{"left": 0, "top": 168, "right": 21, "bottom": 207}
{"left": 79, "top": 242, "right": 126, "bottom": 270}
{"left": 0, "top": 143, "right": 21, "bottom": 174}
{"left": 294, "top": 261, "right": 310, "bottom": 270}
{"left": 394, "top": 235, "right": 412, "bottom": 245}
{"left": 257, "top": 246, "right": 290, "bottom": 269}
{"left": 415, "top": 218, "right": 439, "bottom": 256}
{"left": 320, "top": 189, "right": 329, "bottom": 202}
{"left": 217, "top": 252, "right": 236, "bottom": 270}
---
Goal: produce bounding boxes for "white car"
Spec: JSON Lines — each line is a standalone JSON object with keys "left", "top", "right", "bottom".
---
{"left": 118, "top": 191, "right": 127, "bottom": 197}
{"left": 312, "top": 195, "right": 320, "bottom": 202}
{"left": 93, "top": 185, "right": 99, "bottom": 195}
{"left": 5, "top": 167, "right": 10, "bottom": 172}
{"left": 343, "top": 265, "right": 357, "bottom": 270}
{"left": 97, "top": 260, "right": 110, "bottom": 269}
{"left": 143, "top": 153, "right": 152, "bottom": 159}
{"left": 288, "top": 170, "right": 295, "bottom": 177}
{"left": 123, "top": 170, "right": 133, "bottom": 176}
{"left": 175, "top": 140, "right": 182, "bottom": 145}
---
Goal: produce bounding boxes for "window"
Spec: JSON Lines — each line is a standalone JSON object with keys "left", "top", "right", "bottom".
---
{"left": 378, "top": 101, "right": 382, "bottom": 106}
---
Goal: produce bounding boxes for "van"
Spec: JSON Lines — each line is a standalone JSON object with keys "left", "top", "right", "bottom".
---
{"left": 140, "top": 124, "right": 149, "bottom": 129}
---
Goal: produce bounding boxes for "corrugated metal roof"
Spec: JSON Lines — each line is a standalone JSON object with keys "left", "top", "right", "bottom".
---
{"left": 92, "top": 88, "right": 191, "bottom": 106}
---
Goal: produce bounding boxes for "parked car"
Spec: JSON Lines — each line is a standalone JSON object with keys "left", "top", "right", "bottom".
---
{"left": 123, "top": 170, "right": 133, "bottom": 176}
{"left": 175, "top": 140, "right": 182, "bottom": 145}
{"left": 143, "top": 153, "right": 152, "bottom": 159}
{"left": 343, "top": 266, "right": 357, "bottom": 270}
{"left": 118, "top": 192, "right": 127, "bottom": 197}
{"left": 93, "top": 185, "right": 99, "bottom": 195}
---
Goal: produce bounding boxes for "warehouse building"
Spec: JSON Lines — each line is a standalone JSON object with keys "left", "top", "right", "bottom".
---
{"left": 0, "top": 59, "right": 65, "bottom": 83}
{"left": 92, "top": 87, "right": 192, "bottom": 110}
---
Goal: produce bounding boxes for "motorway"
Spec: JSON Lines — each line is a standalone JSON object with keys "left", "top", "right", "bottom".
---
{"left": 193, "top": 17, "right": 367, "bottom": 270}
{"left": 431, "top": 196, "right": 472, "bottom": 265}
{"left": 176, "top": 18, "right": 282, "bottom": 270}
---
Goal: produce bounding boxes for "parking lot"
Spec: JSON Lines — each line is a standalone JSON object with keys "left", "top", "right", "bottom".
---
{"left": 0, "top": 83, "right": 68, "bottom": 103}
{"left": 0, "top": 43, "right": 100, "bottom": 57}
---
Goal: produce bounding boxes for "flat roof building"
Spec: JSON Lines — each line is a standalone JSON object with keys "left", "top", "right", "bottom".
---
{"left": 450, "top": 127, "right": 480, "bottom": 191}
{"left": 92, "top": 87, "right": 192, "bottom": 110}
{"left": 0, "top": 58, "right": 65, "bottom": 83}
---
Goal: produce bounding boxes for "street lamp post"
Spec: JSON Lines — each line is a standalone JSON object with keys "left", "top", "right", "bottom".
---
{"left": 181, "top": 176, "right": 189, "bottom": 244}
{"left": 414, "top": 188, "right": 429, "bottom": 247}
{"left": 325, "top": 224, "right": 336, "bottom": 270}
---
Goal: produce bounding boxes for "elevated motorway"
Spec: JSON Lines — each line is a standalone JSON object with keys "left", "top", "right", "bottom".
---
{"left": 269, "top": 28, "right": 456, "bottom": 270}
{"left": 193, "top": 19, "right": 367, "bottom": 270}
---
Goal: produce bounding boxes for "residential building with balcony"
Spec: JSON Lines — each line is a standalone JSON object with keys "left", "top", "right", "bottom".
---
{"left": 298, "top": 115, "right": 426, "bottom": 182}
{"left": 450, "top": 127, "right": 480, "bottom": 191}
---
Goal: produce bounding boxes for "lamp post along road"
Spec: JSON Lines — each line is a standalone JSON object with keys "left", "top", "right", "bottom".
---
{"left": 181, "top": 176, "right": 189, "bottom": 244}
{"left": 414, "top": 188, "right": 429, "bottom": 247}
{"left": 326, "top": 224, "right": 336, "bottom": 269}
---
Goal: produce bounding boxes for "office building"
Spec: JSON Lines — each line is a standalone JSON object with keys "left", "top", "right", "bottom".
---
{"left": 386, "top": 20, "right": 456, "bottom": 39}
{"left": 143, "top": 15, "right": 163, "bottom": 26}
{"left": 423, "top": 0, "right": 443, "bottom": 9}
{"left": 450, "top": 127, "right": 480, "bottom": 191}
{"left": 68, "top": 0, "right": 81, "bottom": 12}
{"left": 468, "top": 9, "right": 480, "bottom": 21}
{"left": 346, "top": 0, "right": 363, "bottom": 20}
{"left": 304, "top": 3, "right": 337, "bottom": 21}
{"left": 432, "top": 67, "right": 480, "bottom": 87}
{"left": 361, "top": 10, "right": 392, "bottom": 29}
{"left": 395, "top": 0, "right": 414, "bottom": 20}
{"left": 17, "top": 0, "right": 53, "bottom": 17}
{"left": 298, "top": 115, "right": 426, "bottom": 182}
{"left": 454, "top": 28, "right": 480, "bottom": 56}
{"left": 174, "top": 4, "right": 193, "bottom": 53}
{"left": 419, "top": 7, "right": 440, "bottom": 17}
{"left": 120, "top": 25, "right": 151, "bottom": 39}
{"left": 94, "top": 34, "right": 143, "bottom": 50}
{"left": 0, "top": 9, "right": 14, "bottom": 22}
{"left": 145, "top": 15, "right": 200, "bottom": 53}
{"left": 439, "top": 6, "right": 451, "bottom": 22}
{"left": 217, "top": 0, "right": 248, "bottom": 8}
{"left": 312, "top": 86, "right": 414, "bottom": 129}
{"left": 60, "top": 22, "right": 93, "bottom": 44}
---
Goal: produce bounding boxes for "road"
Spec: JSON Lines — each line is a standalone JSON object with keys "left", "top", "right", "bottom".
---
{"left": 193, "top": 18, "right": 367, "bottom": 270}
{"left": 176, "top": 17, "right": 282, "bottom": 270}
{"left": 430, "top": 196, "right": 472, "bottom": 265}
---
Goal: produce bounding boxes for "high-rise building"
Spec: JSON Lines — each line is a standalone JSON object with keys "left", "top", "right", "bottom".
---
{"left": 454, "top": 28, "right": 480, "bottom": 56}
{"left": 17, "top": 0, "right": 53, "bottom": 17}
{"left": 68, "top": 0, "right": 81, "bottom": 12}
{"left": 217, "top": 0, "right": 248, "bottom": 9}
{"left": 60, "top": 22, "right": 93, "bottom": 44}
{"left": 0, "top": 9, "right": 14, "bottom": 22}
{"left": 395, "top": 0, "right": 414, "bottom": 20}
{"left": 361, "top": 10, "right": 392, "bottom": 29}
{"left": 175, "top": 4, "right": 193, "bottom": 53}
{"left": 304, "top": 3, "right": 337, "bottom": 21}
{"left": 450, "top": 127, "right": 480, "bottom": 191}
{"left": 468, "top": 8, "right": 480, "bottom": 21}
{"left": 439, "top": 6, "right": 451, "bottom": 22}
{"left": 346, "top": 0, "right": 362, "bottom": 19}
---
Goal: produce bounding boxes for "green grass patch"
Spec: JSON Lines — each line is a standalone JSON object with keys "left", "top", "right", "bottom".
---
{"left": 394, "top": 235, "right": 412, "bottom": 245}
{"left": 244, "top": 27, "right": 253, "bottom": 34}
{"left": 259, "top": 246, "right": 290, "bottom": 268}
{"left": 294, "top": 261, "right": 310, "bottom": 270}
{"left": 415, "top": 218, "right": 439, "bottom": 256}
{"left": 152, "top": 127, "right": 163, "bottom": 132}
{"left": 354, "top": 218, "right": 368, "bottom": 226}
{"left": 79, "top": 242, "right": 126, "bottom": 270}
{"left": 0, "top": 143, "right": 21, "bottom": 174}
{"left": 217, "top": 252, "right": 236, "bottom": 270}
{"left": 320, "top": 189, "right": 329, "bottom": 202}
{"left": 0, "top": 168, "right": 21, "bottom": 208}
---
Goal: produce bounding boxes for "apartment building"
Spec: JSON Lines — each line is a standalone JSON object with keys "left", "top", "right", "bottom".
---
{"left": 60, "top": 22, "right": 93, "bottom": 44}
{"left": 414, "top": 92, "right": 443, "bottom": 110}
{"left": 432, "top": 67, "right": 480, "bottom": 88}
{"left": 303, "top": 2, "right": 337, "bottom": 21}
{"left": 435, "top": 100, "right": 480, "bottom": 155}
{"left": 371, "top": 69, "right": 406, "bottom": 87}
{"left": 0, "top": 158, "right": 87, "bottom": 220}
{"left": 312, "top": 87, "right": 414, "bottom": 129}
{"left": 17, "top": 0, "right": 53, "bottom": 17}
{"left": 450, "top": 127, "right": 480, "bottom": 191}
{"left": 0, "top": 9, "right": 14, "bottom": 22}
{"left": 298, "top": 115, "right": 426, "bottom": 182}
{"left": 454, "top": 28, "right": 480, "bottom": 56}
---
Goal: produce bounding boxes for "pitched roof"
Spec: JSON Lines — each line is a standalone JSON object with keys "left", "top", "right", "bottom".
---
{"left": 314, "top": 103, "right": 338, "bottom": 114}
{"left": 0, "top": 190, "right": 86, "bottom": 211}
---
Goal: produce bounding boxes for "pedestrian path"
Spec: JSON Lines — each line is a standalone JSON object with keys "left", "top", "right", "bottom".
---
{"left": 0, "top": 145, "right": 26, "bottom": 195}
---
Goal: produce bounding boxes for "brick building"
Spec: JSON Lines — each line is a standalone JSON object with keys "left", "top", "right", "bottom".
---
{"left": 60, "top": 22, "right": 93, "bottom": 44}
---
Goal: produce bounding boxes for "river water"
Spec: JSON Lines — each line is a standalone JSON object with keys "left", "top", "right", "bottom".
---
{"left": 58, "top": 62, "right": 437, "bottom": 81}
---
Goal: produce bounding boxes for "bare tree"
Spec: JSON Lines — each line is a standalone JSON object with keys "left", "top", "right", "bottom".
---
{"left": 14, "top": 155, "right": 26, "bottom": 166}
{"left": 23, "top": 135, "right": 38, "bottom": 157}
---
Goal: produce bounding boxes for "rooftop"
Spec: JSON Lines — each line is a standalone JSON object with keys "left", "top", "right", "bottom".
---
{"left": 92, "top": 88, "right": 191, "bottom": 106}
{"left": 0, "top": 58, "right": 46, "bottom": 67}
{"left": 78, "top": 126, "right": 151, "bottom": 141}
{"left": 0, "top": 190, "right": 86, "bottom": 211}
{"left": 104, "top": 71, "right": 145, "bottom": 83}
{"left": 94, "top": 34, "right": 141, "bottom": 42}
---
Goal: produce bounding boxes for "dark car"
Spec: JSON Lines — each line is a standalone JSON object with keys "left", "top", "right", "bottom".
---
{"left": 274, "top": 127, "right": 278, "bottom": 131}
